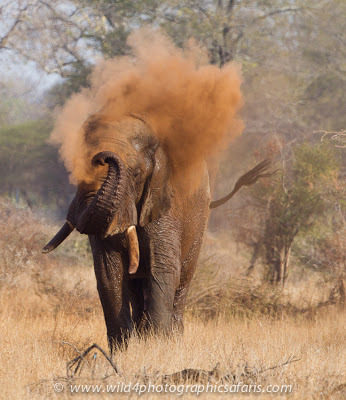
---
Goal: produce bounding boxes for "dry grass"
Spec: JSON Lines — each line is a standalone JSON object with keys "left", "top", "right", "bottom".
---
{"left": 1, "top": 291, "right": 345, "bottom": 399}
{"left": 0, "top": 199, "right": 345, "bottom": 399}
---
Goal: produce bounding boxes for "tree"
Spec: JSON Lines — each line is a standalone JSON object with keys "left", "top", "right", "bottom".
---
{"left": 1, "top": 1, "right": 88, "bottom": 76}
{"left": 244, "top": 141, "right": 342, "bottom": 287}
{"left": 1, "top": 0, "right": 344, "bottom": 227}
{"left": 2, "top": 0, "right": 343, "bottom": 121}
{"left": 0, "top": 1, "right": 313, "bottom": 73}
{"left": 0, "top": 120, "right": 74, "bottom": 214}
{"left": 0, "top": 75, "right": 47, "bottom": 127}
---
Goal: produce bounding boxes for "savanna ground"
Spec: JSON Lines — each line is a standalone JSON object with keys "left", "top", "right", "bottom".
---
{"left": 0, "top": 200, "right": 345, "bottom": 399}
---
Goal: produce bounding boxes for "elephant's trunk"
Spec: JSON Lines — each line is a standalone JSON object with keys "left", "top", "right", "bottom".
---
{"left": 43, "top": 150, "right": 138, "bottom": 254}
{"left": 76, "top": 151, "right": 127, "bottom": 236}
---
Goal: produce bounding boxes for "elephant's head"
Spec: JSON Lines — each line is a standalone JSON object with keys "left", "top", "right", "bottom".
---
{"left": 43, "top": 114, "right": 172, "bottom": 273}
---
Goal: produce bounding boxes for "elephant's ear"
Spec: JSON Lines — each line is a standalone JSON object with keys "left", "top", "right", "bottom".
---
{"left": 139, "top": 146, "right": 172, "bottom": 227}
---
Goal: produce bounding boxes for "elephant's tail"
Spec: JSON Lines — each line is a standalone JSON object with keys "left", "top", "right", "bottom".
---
{"left": 209, "top": 159, "right": 277, "bottom": 209}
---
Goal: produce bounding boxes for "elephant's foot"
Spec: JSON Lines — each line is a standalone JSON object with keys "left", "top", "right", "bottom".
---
{"left": 172, "top": 313, "right": 184, "bottom": 334}
{"left": 107, "top": 327, "right": 133, "bottom": 353}
{"left": 134, "top": 310, "right": 176, "bottom": 340}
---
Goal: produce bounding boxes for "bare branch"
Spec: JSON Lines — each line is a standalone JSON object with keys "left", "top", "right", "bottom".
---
{"left": 226, "top": 0, "right": 236, "bottom": 15}
{"left": 259, "top": 356, "right": 301, "bottom": 374}
{"left": 0, "top": 3, "right": 30, "bottom": 48}
{"left": 317, "top": 130, "right": 346, "bottom": 148}
{"left": 252, "top": 7, "right": 304, "bottom": 24}
{"left": 67, "top": 343, "right": 118, "bottom": 378}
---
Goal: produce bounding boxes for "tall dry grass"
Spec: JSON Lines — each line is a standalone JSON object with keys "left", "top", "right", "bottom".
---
{"left": 0, "top": 199, "right": 345, "bottom": 399}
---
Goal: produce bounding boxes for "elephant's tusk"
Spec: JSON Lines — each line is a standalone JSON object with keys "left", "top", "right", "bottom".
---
{"left": 42, "top": 221, "right": 75, "bottom": 253}
{"left": 126, "top": 225, "right": 140, "bottom": 274}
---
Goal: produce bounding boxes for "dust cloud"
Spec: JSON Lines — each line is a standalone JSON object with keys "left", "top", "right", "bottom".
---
{"left": 50, "top": 28, "right": 244, "bottom": 184}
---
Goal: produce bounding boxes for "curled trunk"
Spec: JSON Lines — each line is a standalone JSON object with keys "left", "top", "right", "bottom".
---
{"left": 76, "top": 151, "right": 130, "bottom": 237}
{"left": 43, "top": 151, "right": 138, "bottom": 253}
{"left": 76, "top": 151, "right": 137, "bottom": 237}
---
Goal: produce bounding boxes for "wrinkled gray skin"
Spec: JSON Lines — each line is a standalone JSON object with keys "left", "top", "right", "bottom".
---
{"left": 61, "top": 114, "right": 210, "bottom": 351}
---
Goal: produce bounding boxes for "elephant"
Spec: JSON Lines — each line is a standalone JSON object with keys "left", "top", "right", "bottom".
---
{"left": 43, "top": 113, "right": 270, "bottom": 351}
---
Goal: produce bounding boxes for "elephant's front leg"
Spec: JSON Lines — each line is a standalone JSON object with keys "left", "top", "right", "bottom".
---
{"left": 89, "top": 235, "right": 132, "bottom": 351}
{"left": 144, "top": 218, "right": 181, "bottom": 333}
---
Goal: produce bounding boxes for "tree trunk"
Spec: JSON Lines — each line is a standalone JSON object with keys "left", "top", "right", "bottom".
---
{"left": 338, "top": 279, "right": 345, "bottom": 311}
{"left": 282, "top": 244, "right": 292, "bottom": 287}
{"left": 276, "top": 247, "right": 285, "bottom": 285}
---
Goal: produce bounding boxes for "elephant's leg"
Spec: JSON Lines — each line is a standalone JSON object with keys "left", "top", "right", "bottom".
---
{"left": 89, "top": 235, "right": 132, "bottom": 352}
{"left": 128, "top": 278, "right": 147, "bottom": 328}
{"left": 143, "top": 219, "right": 181, "bottom": 334}
{"left": 172, "top": 286, "right": 190, "bottom": 333}
{"left": 172, "top": 235, "right": 205, "bottom": 333}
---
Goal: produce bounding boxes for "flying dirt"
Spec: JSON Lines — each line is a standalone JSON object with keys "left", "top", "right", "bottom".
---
{"left": 50, "top": 28, "right": 244, "bottom": 185}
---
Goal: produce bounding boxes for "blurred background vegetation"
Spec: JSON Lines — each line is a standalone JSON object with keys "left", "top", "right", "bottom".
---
{"left": 0, "top": 0, "right": 344, "bottom": 303}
